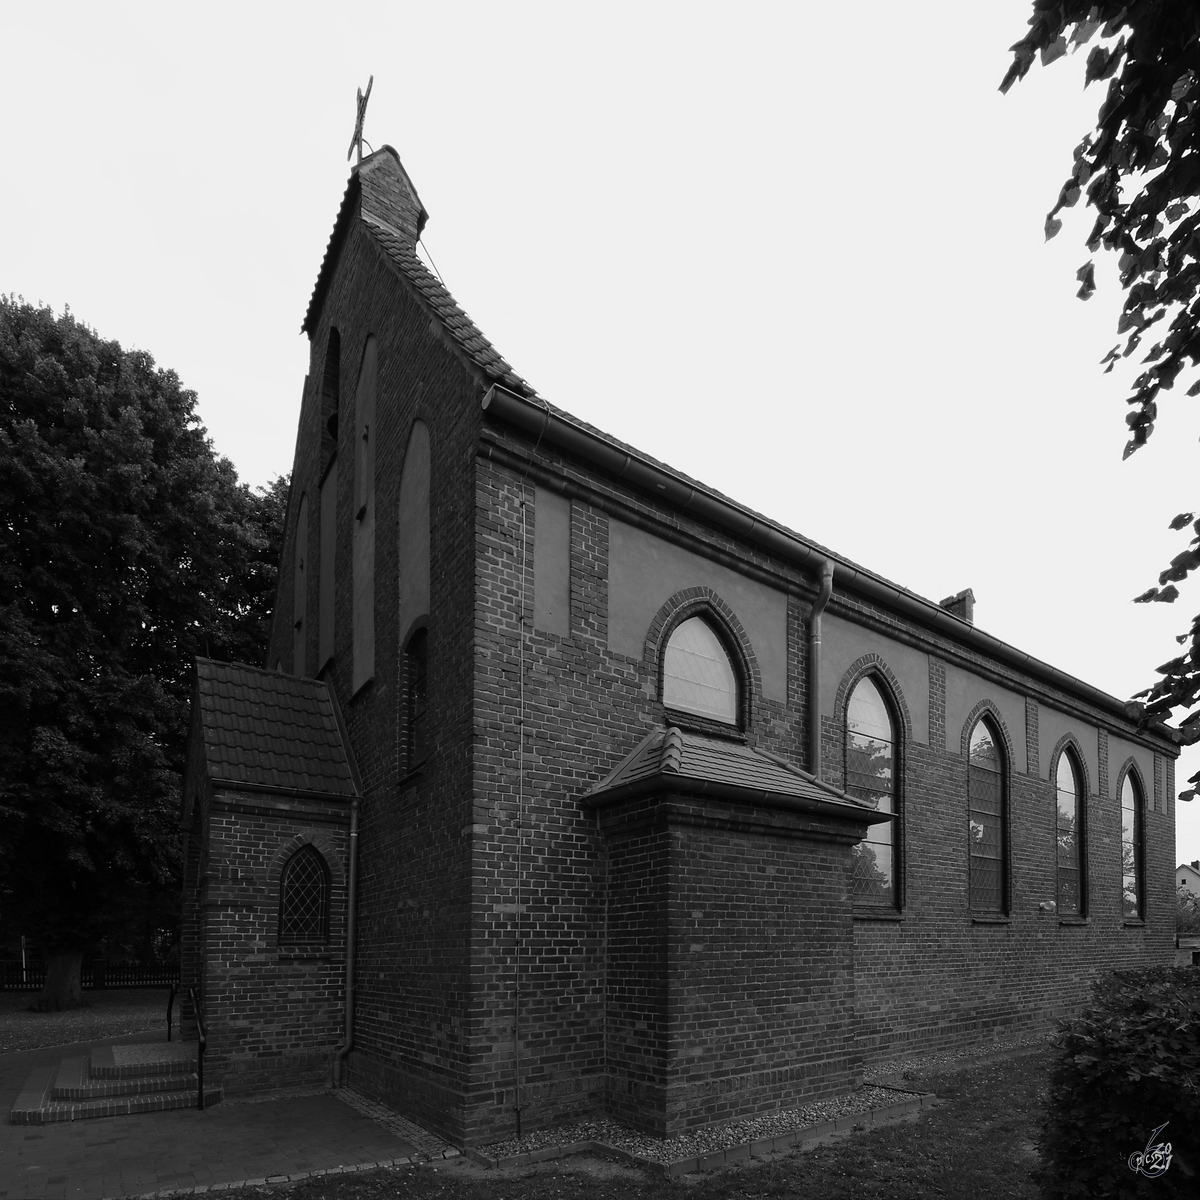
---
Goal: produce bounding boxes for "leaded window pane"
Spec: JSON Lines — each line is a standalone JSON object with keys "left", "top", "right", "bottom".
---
{"left": 969, "top": 722, "right": 1000, "bottom": 772}
{"left": 847, "top": 677, "right": 891, "bottom": 742}
{"left": 845, "top": 678, "right": 897, "bottom": 908}
{"left": 851, "top": 840, "right": 893, "bottom": 902}
{"left": 280, "top": 846, "right": 329, "bottom": 944}
{"left": 662, "top": 617, "right": 738, "bottom": 724}
{"left": 1121, "top": 773, "right": 1143, "bottom": 919}
{"left": 1056, "top": 752, "right": 1082, "bottom": 915}
{"left": 968, "top": 719, "right": 1005, "bottom": 913}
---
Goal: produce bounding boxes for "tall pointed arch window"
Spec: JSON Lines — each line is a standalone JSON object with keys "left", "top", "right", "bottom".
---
{"left": 662, "top": 615, "right": 739, "bottom": 725}
{"left": 968, "top": 718, "right": 1007, "bottom": 913}
{"left": 1121, "top": 770, "right": 1145, "bottom": 919}
{"left": 845, "top": 676, "right": 898, "bottom": 907}
{"left": 278, "top": 845, "right": 330, "bottom": 945}
{"left": 1055, "top": 750, "right": 1084, "bottom": 915}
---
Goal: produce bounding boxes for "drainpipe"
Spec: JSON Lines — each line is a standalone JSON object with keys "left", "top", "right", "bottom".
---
{"left": 809, "top": 559, "right": 835, "bottom": 779}
{"left": 332, "top": 797, "right": 359, "bottom": 1087}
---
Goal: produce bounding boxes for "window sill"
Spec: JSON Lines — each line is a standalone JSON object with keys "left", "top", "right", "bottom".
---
{"left": 853, "top": 910, "right": 904, "bottom": 923}
{"left": 662, "top": 709, "right": 746, "bottom": 742}
{"left": 970, "top": 915, "right": 1011, "bottom": 925}
{"left": 277, "top": 949, "right": 336, "bottom": 962}
{"left": 399, "top": 762, "right": 427, "bottom": 788}
{"left": 1058, "top": 916, "right": 1090, "bottom": 927}
{"left": 1123, "top": 919, "right": 1146, "bottom": 928}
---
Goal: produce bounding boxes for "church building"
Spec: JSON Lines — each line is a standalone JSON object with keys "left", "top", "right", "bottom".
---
{"left": 180, "top": 144, "right": 1181, "bottom": 1147}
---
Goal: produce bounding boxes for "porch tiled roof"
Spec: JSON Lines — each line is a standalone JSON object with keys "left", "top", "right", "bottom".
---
{"left": 585, "top": 725, "right": 882, "bottom": 819}
{"left": 194, "top": 659, "right": 356, "bottom": 797}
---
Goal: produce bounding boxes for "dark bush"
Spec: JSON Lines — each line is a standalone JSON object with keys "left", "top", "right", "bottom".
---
{"left": 1039, "top": 966, "right": 1200, "bottom": 1198}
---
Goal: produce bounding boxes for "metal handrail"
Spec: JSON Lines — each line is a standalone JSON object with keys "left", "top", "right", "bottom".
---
{"left": 187, "top": 986, "right": 208, "bottom": 1110}
{"left": 166, "top": 982, "right": 178, "bottom": 1042}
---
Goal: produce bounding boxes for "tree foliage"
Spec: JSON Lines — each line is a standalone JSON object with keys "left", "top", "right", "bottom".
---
{"left": 1002, "top": 2, "right": 1200, "bottom": 776}
{"left": 0, "top": 298, "right": 285, "bottom": 1004}
{"left": 1039, "top": 966, "right": 1199, "bottom": 1197}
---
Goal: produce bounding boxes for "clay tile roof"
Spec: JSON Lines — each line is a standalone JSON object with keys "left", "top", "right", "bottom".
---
{"left": 302, "top": 147, "right": 534, "bottom": 397}
{"left": 194, "top": 659, "right": 356, "bottom": 797}
{"left": 586, "top": 726, "right": 883, "bottom": 818}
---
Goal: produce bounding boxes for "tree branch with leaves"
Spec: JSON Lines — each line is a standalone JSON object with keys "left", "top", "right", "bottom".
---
{"left": 1003, "top": 1, "right": 1200, "bottom": 794}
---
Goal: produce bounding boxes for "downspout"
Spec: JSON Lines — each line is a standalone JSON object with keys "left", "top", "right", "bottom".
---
{"left": 333, "top": 797, "right": 359, "bottom": 1087}
{"left": 809, "top": 559, "right": 835, "bottom": 779}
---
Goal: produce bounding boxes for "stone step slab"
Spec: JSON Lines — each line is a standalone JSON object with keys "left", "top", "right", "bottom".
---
{"left": 10, "top": 1083, "right": 222, "bottom": 1125}
{"left": 51, "top": 1056, "right": 202, "bottom": 1100}
{"left": 88, "top": 1042, "right": 197, "bottom": 1079}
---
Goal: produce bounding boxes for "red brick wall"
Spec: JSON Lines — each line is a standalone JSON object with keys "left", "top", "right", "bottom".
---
{"left": 251, "top": 199, "right": 1180, "bottom": 1147}
{"left": 199, "top": 788, "right": 351, "bottom": 1094}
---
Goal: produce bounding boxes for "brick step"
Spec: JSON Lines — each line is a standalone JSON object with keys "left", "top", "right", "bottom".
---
{"left": 87, "top": 1042, "right": 197, "bottom": 1079}
{"left": 10, "top": 1083, "right": 222, "bottom": 1125}
{"left": 50, "top": 1056, "right": 202, "bottom": 1100}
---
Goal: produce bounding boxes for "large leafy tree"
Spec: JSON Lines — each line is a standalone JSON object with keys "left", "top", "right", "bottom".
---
{"left": 0, "top": 299, "right": 285, "bottom": 1007}
{"left": 1002, "top": 2, "right": 1200, "bottom": 787}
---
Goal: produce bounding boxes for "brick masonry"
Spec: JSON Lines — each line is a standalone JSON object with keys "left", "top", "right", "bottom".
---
{"left": 185, "top": 146, "right": 1181, "bottom": 1149}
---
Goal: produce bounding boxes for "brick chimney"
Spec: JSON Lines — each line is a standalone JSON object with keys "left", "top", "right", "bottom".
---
{"left": 939, "top": 588, "right": 975, "bottom": 625}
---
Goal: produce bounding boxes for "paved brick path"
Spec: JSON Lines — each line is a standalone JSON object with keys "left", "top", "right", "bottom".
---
{"left": 0, "top": 1033, "right": 452, "bottom": 1199}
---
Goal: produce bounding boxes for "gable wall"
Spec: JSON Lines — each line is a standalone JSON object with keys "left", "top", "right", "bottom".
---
{"left": 272, "top": 221, "right": 485, "bottom": 1141}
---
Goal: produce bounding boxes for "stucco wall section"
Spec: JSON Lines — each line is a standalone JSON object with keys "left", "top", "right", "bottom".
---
{"left": 944, "top": 664, "right": 1027, "bottom": 768}
{"left": 1038, "top": 706, "right": 1099, "bottom": 790}
{"left": 533, "top": 487, "right": 570, "bottom": 637}
{"left": 822, "top": 614, "right": 930, "bottom": 744}
{"left": 607, "top": 518, "right": 788, "bottom": 702}
{"left": 1106, "top": 735, "right": 1156, "bottom": 801}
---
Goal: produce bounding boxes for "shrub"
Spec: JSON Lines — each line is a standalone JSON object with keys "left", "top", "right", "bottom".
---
{"left": 1039, "top": 966, "right": 1200, "bottom": 1198}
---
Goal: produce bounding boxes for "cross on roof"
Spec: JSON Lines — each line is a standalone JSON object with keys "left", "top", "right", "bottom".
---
{"left": 347, "top": 75, "right": 374, "bottom": 165}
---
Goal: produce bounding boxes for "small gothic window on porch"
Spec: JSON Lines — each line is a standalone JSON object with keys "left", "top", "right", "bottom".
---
{"left": 279, "top": 845, "right": 330, "bottom": 944}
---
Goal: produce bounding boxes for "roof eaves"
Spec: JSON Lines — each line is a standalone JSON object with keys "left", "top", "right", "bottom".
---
{"left": 480, "top": 385, "right": 1179, "bottom": 742}
{"left": 301, "top": 172, "right": 362, "bottom": 336}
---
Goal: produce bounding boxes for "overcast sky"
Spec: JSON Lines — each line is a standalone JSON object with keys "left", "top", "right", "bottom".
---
{"left": 4, "top": 2, "right": 1199, "bottom": 864}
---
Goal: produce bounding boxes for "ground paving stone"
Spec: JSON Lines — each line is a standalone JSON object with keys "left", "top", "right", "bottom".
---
{"left": 0, "top": 1033, "right": 442, "bottom": 1199}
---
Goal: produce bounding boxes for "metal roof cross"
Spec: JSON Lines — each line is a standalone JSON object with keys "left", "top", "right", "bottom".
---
{"left": 347, "top": 75, "right": 374, "bottom": 165}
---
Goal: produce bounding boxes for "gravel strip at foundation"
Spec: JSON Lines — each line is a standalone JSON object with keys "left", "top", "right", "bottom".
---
{"left": 864, "top": 1032, "right": 1055, "bottom": 1084}
{"left": 480, "top": 1084, "right": 915, "bottom": 1166}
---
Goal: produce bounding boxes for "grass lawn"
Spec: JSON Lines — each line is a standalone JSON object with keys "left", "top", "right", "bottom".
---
{"left": 0, "top": 987, "right": 171, "bottom": 1053}
{"left": 226, "top": 1046, "right": 1051, "bottom": 1200}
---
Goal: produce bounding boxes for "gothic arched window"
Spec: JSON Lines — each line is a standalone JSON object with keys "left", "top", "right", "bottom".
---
{"left": 278, "top": 845, "right": 331, "bottom": 945}
{"left": 1055, "top": 749, "right": 1085, "bottom": 915}
{"left": 845, "top": 676, "right": 899, "bottom": 907}
{"left": 1121, "top": 769, "right": 1145, "bottom": 919}
{"left": 661, "top": 615, "right": 739, "bottom": 725}
{"left": 968, "top": 717, "right": 1007, "bottom": 914}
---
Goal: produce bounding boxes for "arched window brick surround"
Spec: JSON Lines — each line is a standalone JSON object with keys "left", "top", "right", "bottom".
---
{"left": 265, "top": 830, "right": 345, "bottom": 893}
{"left": 825, "top": 655, "right": 912, "bottom": 792}
{"left": 958, "top": 699, "right": 1017, "bottom": 765}
{"left": 836, "top": 658, "right": 907, "bottom": 909}
{"left": 1116, "top": 757, "right": 1148, "bottom": 919}
{"left": 1048, "top": 733, "right": 1090, "bottom": 915}
{"left": 643, "top": 587, "right": 761, "bottom": 729}
{"left": 833, "top": 655, "right": 915, "bottom": 743}
{"left": 960, "top": 700, "right": 1014, "bottom": 914}
{"left": 1048, "top": 733, "right": 1093, "bottom": 798}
